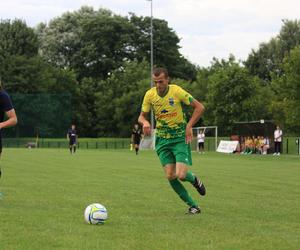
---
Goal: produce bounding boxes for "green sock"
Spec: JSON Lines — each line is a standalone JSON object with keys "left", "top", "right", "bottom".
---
{"left": 169, "top": 179, "right": 197, "bottom": 207}
{"left": 182, "top": 171, "right": 195, "bottom": 184}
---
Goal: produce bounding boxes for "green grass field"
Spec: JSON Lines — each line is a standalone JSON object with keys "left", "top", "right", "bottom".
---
{"left": 0, "top": 149, "right": 299, "bottom": 250}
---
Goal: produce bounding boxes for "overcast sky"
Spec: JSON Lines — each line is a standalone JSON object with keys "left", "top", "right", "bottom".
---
{"left": 0, "top": 0, "right": 299, "bottom": 66}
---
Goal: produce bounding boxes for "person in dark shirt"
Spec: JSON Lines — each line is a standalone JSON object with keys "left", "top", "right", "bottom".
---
{"left": 0, "top": 82, "right": 18, "bottom": 188}
{"left": 131, "top": 124, "right": 143, "bottom": 155}
{"left": 67, "top": 124, "right": 77, "bottom": 154}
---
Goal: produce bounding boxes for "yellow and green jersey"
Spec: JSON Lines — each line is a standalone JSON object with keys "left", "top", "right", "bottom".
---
{"left": 141, "top": 84, "right": 194, "bottom": 139}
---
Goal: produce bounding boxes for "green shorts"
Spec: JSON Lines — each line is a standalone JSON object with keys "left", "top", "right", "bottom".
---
{"left": 155, "top": 137, "right": 192, "bottom": 167}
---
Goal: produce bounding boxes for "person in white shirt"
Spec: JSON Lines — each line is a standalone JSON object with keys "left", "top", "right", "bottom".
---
{"left": 273, "top": 126, "right": 283, "bottom": 155}
{"left": 197, "top": 129, "right": 205, "bottom": 153}
{"left": 262, "top": 136, "right": 270, "bottom": 155}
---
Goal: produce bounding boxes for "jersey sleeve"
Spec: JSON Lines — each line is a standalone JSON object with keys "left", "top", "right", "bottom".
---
{"left": 176, "top": 86, "right": 194, "bottom": 105}
{"left": 141, "top": 91, "right": 151, "bottom": 113}
{"left": 0, "top": 91, "right": 14, "bottom": 112}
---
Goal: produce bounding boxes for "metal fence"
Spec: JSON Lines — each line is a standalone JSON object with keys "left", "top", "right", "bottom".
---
{"left": 2, "top": 137, "right": 299, "bottom": 154}
{"left": 2, "top": 139, "right": 131, "bottom": 150}
{"left": 6, "top": 93, "right": 72, "bottom": 138}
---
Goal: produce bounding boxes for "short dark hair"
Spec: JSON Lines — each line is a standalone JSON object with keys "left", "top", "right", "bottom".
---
{"left": 153, "top": 67, "right": 169, "bottom": 78}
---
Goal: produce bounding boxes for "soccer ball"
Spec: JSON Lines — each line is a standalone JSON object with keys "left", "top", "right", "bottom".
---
{"left": 84, "top": 203, "right": 108, "bottom": 225}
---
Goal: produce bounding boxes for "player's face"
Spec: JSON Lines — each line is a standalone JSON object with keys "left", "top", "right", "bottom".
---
{"left": 153, "top": 73, "right": 169, "bottom": 95}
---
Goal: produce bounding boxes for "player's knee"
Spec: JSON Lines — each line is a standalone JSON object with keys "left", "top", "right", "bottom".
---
{"left": 177, "top": 173, "right": 186, "bottom": 181}
{"left": 166, "top": 173, "right": 176, "bottom": 180}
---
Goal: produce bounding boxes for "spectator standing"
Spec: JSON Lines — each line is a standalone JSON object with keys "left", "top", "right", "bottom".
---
{"left": 273, "top": 126, "right": 283, "bottom": 155}
{"left": 197, "top": 129, "right": 205, "bottom": 154}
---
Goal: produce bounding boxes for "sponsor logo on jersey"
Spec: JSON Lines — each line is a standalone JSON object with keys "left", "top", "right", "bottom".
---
{"left": 169, "top": 97, "right": 175, "bottom": 106}
{"left": 157, "top": 112, "right": 178, "bottom": 119}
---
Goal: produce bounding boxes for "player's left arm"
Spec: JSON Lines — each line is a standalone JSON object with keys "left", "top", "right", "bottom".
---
{"left": 186, "top": 99, "right": 205, "bottom": 143}
{"left": 0, "top": 109, "right": 17, "bottom": 129}
{"left": 176, "top": 86, "right": 205, "bottom": 143}
{"left": 138, "top": 91, "right": 151, "bottom": 136}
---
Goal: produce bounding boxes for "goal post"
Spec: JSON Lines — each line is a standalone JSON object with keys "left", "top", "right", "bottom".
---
{"left": 192, "top": 126, "right": 218, "bottom": 151}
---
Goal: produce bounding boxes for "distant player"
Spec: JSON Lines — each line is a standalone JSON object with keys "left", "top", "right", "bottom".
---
{"left": 0, "top": 81, "right": 18, "bottom": 193}
{"left": 131, "top": 124, "right": 143, "bottom": 155}
{"left": 67, "top": 124, "right": 77, "bottom": 154}
{"left": 138, "top": 67, "right": 206, "bottom": 214}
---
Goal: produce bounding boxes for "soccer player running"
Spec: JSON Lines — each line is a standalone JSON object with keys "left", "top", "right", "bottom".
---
{"left": 0, "top": 81, "right": 18, "bottom": 197}
{"left": 67, "top": 124, "right": 77, "bottom": 154}
{"left": 138, "top": 67, "right": 206, "bottom": 214}
{"left": 131, "top": 123, "right": 143, "bottom": 155}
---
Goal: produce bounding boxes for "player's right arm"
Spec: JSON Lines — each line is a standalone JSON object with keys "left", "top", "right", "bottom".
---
{"left": 138, "top": 112, "right": 151, "bottom": 136}
{"left": 138, "top": 91, "right": 151, "bottom": 136}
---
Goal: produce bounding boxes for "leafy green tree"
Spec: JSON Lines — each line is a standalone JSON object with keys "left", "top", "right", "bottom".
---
{"left": 0, "top": 19, "right": 39, "bottom": 83}
{"left": 187, "top": 67, "right": 211, "bottom": 104}
{"left": 245, "top": 19, "right": 300, "bottom": 83}
{"left": 0, "top": 19, "right": 78, "bottom": 137}
{"left": 111, "top": 60, "right": 150, "bottom": 137}
{"left": 0, "top": 19, "right": 38, "bottom": 58}
{"left": 38, "top": 7, "right": 137, "bottom": 80}
{"left": 73, "top": 60, "right": 150, "bottom": 137}
{"left": 270, "top": 46, "right": 300, "bottom": 133}
{"left": 129, "top": 14, "right": 197, "bottom": 80}
{"left": 204, "top": 56, "right": 270, "bottom": 135}
{"left": 74, "top": 77, "right": 103, "bottom": 137}
{"left": 1, "top": 19, "right": 77, "bottom": 94}
{"left": 37, "top": 7, "right": 196, "bottom": 81}
{"left": 245, "top": 38, "right": 281, "bottom": 83}
{"left": 278, "top": 19, "right": 300, "bottom": 54}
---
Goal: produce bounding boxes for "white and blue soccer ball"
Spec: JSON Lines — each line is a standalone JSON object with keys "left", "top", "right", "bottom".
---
{"left": 84, "top": 203, "right": 108, "bottom": 225}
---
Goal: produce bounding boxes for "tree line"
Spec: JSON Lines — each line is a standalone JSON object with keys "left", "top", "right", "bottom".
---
{"left": 0, "top": 6, "right": 299, "bottom": 137}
